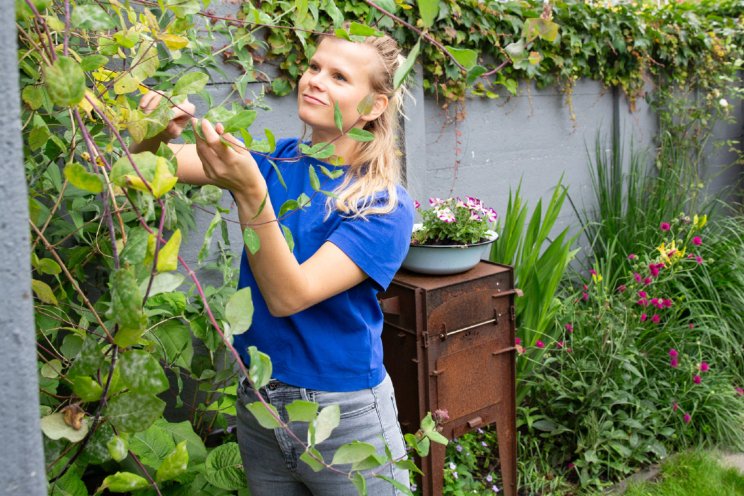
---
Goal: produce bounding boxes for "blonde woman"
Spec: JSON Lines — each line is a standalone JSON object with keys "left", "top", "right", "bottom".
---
{"left": 136, "top": 33, "right": 414, "bottom": 495}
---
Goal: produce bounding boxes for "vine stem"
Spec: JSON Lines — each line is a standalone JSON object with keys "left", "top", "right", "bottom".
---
{"left": 29, "top": 222, "right": 114, "bottom": 343}
{"left": 63, "top": 0, "right": 71, "bottom": 56}
{"left": 23, "top": 0, "right": 55, "bottom": 62}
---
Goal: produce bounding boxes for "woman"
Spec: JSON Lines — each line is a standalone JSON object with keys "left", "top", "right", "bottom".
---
{"left": 136, "top": 33, "right": 414, "bottom": 495}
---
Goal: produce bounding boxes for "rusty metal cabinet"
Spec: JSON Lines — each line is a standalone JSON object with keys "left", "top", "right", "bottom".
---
{"left": 379, "top": 261, "right": 518, "bottom": 496}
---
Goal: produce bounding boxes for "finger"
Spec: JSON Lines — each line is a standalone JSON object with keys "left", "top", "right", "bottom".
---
{"left": 219, "top": 131, "right": 248, "bottom": 154}
{"left": 139, "top": 91, "right": 159, "bottom": 112}
{"left": 214, "top": 122, "right": 224, "bottom": 134}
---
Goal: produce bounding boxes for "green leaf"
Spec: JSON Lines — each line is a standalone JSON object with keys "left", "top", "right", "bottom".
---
{"left": 394, "top": 40, "right": 420, "bottom": 89}
{"left": 156, "top": 229, "right": 182, "bottom": 272}
{"left": 374, "top": 475, "right": 414, "bottom": 496}
{"left": 32, "top": 279, "right": 58, "bottom": 305}
{"left": 49, "top": 472, "right": 87, "bottom": 496}
{"left": 40, "top": 359, "right": 63, "bottom": 378}
{"left": 465, "top": 65, "right": 487, "bottom": 85}
{"left": 64, "top": 163, "right": 103, "bottom": 194}
{"left": 279, "top": 199, "right": 300, "bottom": 217}
{"left": 117, "top": 350, "right": 169, "bottom": 394}
{"left": 149, "top": 320, "right": 193, "bottom": 369}
{"left": 71, "top": 4, "right": 115, "bottom": 30}
{"left": 130, "top": 44, "right": 160, "bottom": 82}
{"left": 156, "top": 441, "right": 189, "bottom": 483}
{"left": 333, "top": 101, "right": 343, "bottom": 132}
{"left": 246, "top": 401, "right": 282, "bottom": 429}
{"left": 173, "top": 72, "right": 209, "bottom": 96}
{"left": 22, "top": 85, "right": 44, "bottom": 109}
{"left": 129, "top": 423, "right": 175, "bottom": 468}
{"left": 351, "top": 472, "right": 367, "bottom": 495}
{"left": 281, "top": 224, "right": 295, "bottom": 252}
{"left": 247, "top": 346, "right": 272, "bottom": 388}
{"left": 376, "top": 0, "right": 396, "bottom": 12}
{"left": 243, "top": 227, "right": 260, "bottom": 256}
{"left": 322, "top": 0, "right": 344, "bottom": 26}
{"left": 192, "top": 184, "right": 223, "bottom": 205}
{"left": 352, "top": 453, "right": 385, "bottom": 471}
{"left": 446, "top": 46, "right": 478, "bottom": 70}
{"left": 110, "top": 266, "right": 146, "bottom": 348}
{"left": 299, "top": 142, "right": 336, "bottom": 160}
{"left": 224, "top": 110, "right": 257, "bottom": 133}
{"left": 71, "top": 375, "right": 103, "bottom": 402}
{"left": 29, "top": 125, "right": 50, "bottom": 151}
{"left": 347, "top": 128, "right": 374, "bottom": 142}
{"left": 45, "top": 56, "right": 85, "bottom": 106}
{"left": 97, "top": 472, "right": 150, "bottom": 493}
{"left": 37, "top": 258, "right": 61, "bottom": 276}
{"left": 106, "top": 392, "right": 165, "bottom": 433}
{"left": 154, "top": 418, "right": 207, "bottom": 465}
{"left": 308, "top": 165, "right": 321, "bottom": 191}
{"left": 334, "top": 28, "right": 351, "bottom": 41}
{"left": 426, "top": 430, "right": 448, "bottom": 445}
{"left": 300, "top": 448, "right": 325, "bottom": 472}
{"left": 416, "top": 0, "right": 439, "bottom": 28}
{"left": 313, "top": 405, "right": 340, "bottom": 445}
{"left": 332, "top": 441, "right": 377, "bottom": 466}
{"left": 286, "top": 400, "right": 318, "bottom": 423}
{"left": 107, "top": 435, "right": 129, "bottom": 462}
{"left": 395, "top": 458, "right": 423, "bottom": 476}
{"left": 204, "top": 443, "right": 248, "bottom": 491}
{"left": 40, "top": 412, "right": 89, "bottom": 442}
{"left": 121, "top": 228, "right": 150, "bottom": 265}
{"left": 225, "top": 287, "right": 254, "bottom": 335}
{"left": 523, "top": 17, "right": 560, "bottom": 43}
{"left": 81, "top": 54, "right": 108, "bottom": 72}
{"left": 349, "top": 22, "right": 383, "bottom": 37}
{"left": 150, "top": 157, "right": 178, "bottom": 198}
{"left": 319, "top": 165, "right": 344, "bottom": 180}
{"left": 113, "top": 73, "right": 139, "bottom": 95}
{"left": 143, "top": 272, "right": 185, "bottom": 297}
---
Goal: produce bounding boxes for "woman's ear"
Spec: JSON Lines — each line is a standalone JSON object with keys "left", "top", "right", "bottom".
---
{"left": 360, "top": 93, "right": 389, "bottom": 123}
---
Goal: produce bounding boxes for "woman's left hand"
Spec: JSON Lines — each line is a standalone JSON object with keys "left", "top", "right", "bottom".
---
{"left": 192, "top": 118, "right": 265, "bottom": 202}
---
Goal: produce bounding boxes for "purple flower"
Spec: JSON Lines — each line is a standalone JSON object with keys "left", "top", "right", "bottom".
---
{"left": 736, "top": 387, "right": 744, "bottom": 396}
{"left": 660, "top": 222, "right": 671, "bottom": 231}
{"left": 492, "top": 485, "right": 500, "bottom": 493}
{"left": 486, "top": 475, "right": 493, "bottom": 482}
{"left": 692, "top": 236, "right": 702, "bottom": 246}
{"left": 449, "top": 462, "right": 457, "bottom": 470}
{"left": 455, "top": 444, "right": 463, "bottom": 453}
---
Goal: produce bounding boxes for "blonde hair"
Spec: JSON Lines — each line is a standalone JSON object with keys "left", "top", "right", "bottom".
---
{"left": 317, "top": 33, "right": 407, "bottom": 219}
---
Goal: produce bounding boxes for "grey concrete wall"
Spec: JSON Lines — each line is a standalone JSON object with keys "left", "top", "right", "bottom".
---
{"left": 0, "top": 0, "right": 47, "bottom": 493}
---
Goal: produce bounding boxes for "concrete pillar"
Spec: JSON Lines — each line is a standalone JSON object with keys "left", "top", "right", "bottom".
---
{"left": 0, "top": 0, "right": 47, "bottom": 493}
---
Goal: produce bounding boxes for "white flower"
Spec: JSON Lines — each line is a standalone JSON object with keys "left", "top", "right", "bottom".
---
{"left": 719, "top": 98, "right": 729, "bottom": 108}
{"left": 436, "top": 208, "right": 456, "bottom": 223}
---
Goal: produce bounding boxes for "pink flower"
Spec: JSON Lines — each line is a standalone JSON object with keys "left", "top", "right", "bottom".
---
{"left": 556, "top": 341, "right": 565, "bottom": 349}
{"left": 638, "top": 290, "right": 648, "bottom": 298}
{"left": 628, "top": 253, "right": 637, "bottom": 260}
{"left": 413, "top": 200, "right": 421, "bottom": 209}
{"left": 428, "top": 197, "right": 444, "bottom": 206}
{"left": 650, "top": 297, "right": 660, "bottom": 308}
{"left": 693, "top": 375, "right": 702, "bottom": 384}
{"left": 699, "top": 362, "right": 710, "bottom": 372}
{"left": 515, "top": 337, "right": 521, "bottom": 345}
{"left": 536, "top": 340, "right": 545, "bottom": 349}
{"left": 640, "top": 313, "right": 648, "bottom": 322}
{"left": 649, "top": 264, "right": 660, "bottom": 277}
{"left": 695, "top": 255, "right": 703, "bottom": 264}
{"left": 736, "top": 387, "right": 744, "bottom": 396}
{"left": 670, "top": 357, "right": 679, "bottom": 368}
{"left": 486, "top": 208, "right": 498, "bottom": 223}
{"left": 589, "top": 269, "right": 597, "bottom": 276}
{"left": 644, "top": 277, "right": 653, "bottom": 285}
{"left": 565, "top": 323, "right": 574, "bottom": 333}
{"left": 663, "top": 298, "right": 673, "bottom": 308}
{"left": 436, "top": 208, "right": 456, "bottom": 223}
{"left": 652, "top": 314, "right": 661, "bottom": 324}
{"left": 669, "top": 349, "right": 678, "bottom": 358}
{"left": 672, "top": 402, "right": 678, "bottom": 411}
{"left": 582, "top": 292, "right": 589, "bottom": 302}
{"left": 634, "top": 272, "right": 642, "bottom": 283}
{"left": 683, "top": 413, "right": 691, "bottom": 424}
{"left": 692, "top": 236, "right": 702, "bottom": 246}
{"left": 617, "top": 284, "right": 627, "bottom": 293}
{"left": 660, "top": 222, "right": 671, "bottom": 231}
{"left": 637, "top": 298, "right": 649, "bottom": 307}
{"left": 567, "top": 462, "right": 575, "bottom": 469}
{"left": 470, "top": 211, "right": 482, "bottom": 221}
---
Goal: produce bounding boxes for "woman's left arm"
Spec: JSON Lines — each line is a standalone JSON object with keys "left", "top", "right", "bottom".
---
{"left": 195, "top": 119, "right": 367, "bottom": 317}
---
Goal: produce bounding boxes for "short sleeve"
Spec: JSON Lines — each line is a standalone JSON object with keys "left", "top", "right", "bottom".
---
{"left": 327, "top": 188, "right": 414, "bottom": 291}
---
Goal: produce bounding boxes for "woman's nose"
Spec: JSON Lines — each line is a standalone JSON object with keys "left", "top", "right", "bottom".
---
{"left": 307, "top": 71, "right": 326, "bottom": 90}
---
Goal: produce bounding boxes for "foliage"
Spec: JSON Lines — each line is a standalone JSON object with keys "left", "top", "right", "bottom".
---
{"left": 624, "top": 450, "right": 744, "bottom": 496}
{"left": 250, "top": 0, "right": 742, "bottom": 111}
{"left": 489, "top": 178, "right": 579, "bottom": 404}
{"left": 411, "top": 196, "right": 498, "bottom": 246}
{"left": 20, "top": 0, "right": 456, "bottom": 494}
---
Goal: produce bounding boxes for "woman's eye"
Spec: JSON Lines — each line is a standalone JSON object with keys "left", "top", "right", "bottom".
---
{"left": 308, "top": 63, "right": 319, "bottom": 71}
{"left": 333, "top": 73, "right": 347, "bottom": 82}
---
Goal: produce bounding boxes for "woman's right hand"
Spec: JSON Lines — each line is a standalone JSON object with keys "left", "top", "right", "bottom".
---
{"left": 138, "top": 91, "right": 196, "bottom": 142}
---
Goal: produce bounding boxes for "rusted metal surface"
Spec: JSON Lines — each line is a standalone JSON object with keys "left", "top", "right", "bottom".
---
{"left": 380, "top": 261, "right": 518, "bottom": 496}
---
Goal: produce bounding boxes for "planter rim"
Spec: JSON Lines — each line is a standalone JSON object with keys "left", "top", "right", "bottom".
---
{"left": 410, "top": 225, "right": 498, "bottom": 249}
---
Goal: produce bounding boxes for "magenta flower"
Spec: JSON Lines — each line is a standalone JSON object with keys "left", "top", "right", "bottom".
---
{"left": 634, "top": 272, "right": 642, "bottom": 283}
{"left": 637, "top": 298, "right": 648, "bottom": 307}
{"left": 589, "top": 268, "right": 597, "bottom": 276}
{"left": 649, "top": 264, "right": 660, "bottom": 277}
{"left": 652, "top": 314, "right": 661, "bottom": 324}
{"left": 736, "top": 387, "right": 744, "bottom": 396}
{"left": 567, "top": 462, "right": 575, "bottom": 470}
{"left": 638, "top": 290, "right": 648, "bottom": 298}
{"left": 692, "top": 236, "right": 702, "bottom": 246}
{"left": 556, "top": 341, "right": 565, "bottom": 349}
{"left": 640, "top": 313, "right": 648, "bottom": 322}
{"left": 689, "top": 323, "right": 695, "bottom": 329}
{"left": 582, "top": 292, "right": 589, "bottom": 302}
{"left": 469, "top": 211, "right": 482, "bottom": 221}
{"left": 670, "top": 357, "right": 679, "bottom": 368}
{"left": 669, "top": 348, "right": 679, "bottom": 357}
{"left": 565, "top": 323, "right": 574, "bottom": 333}
{"left": 436, "top": 208, "right": 456, "bottom": 223}
{"left": 695, "top": 255, "right": 703, "bottom": 264}
{"left": 683, "top": 413, "right": 691, "bottom": 424}
{"left": 644, "top": 277, "right": 653, "bottom": 285}
{"left": 660, "top": 222, "right": 671, "bottom": 231}
{"left": 515, "top": 337, "right": 521, "bottom": 345}
{"left": 414, "top": 200, "right": 421, "bottom": 209}
{"left": 693, "top": 375, "right": 702, "bottom": 384}
{"left": 536, "top": 340, "right": 545, "bottom": 349}
{"left": 650, "top": 297, "right": 660, "bottom": 308}
{"left": 699, "top": 362, "right": 710, "bottom": 372}
{"left": 486, "top": 208, "right": 498, "bottom": 223}
{"left": 428, "top": 197, "right": 444, "bottom": 206}
{"left": 617, "top": 284, "right": 627, "bottom": 292}
{"left": 673, "top": 402, "right": 678, "bottom": 411}
{"left": 663, "top": 298, "right": 673, "bottom": 308}
{"left": 628, "top": 253, "right": 637, "bottom": 260}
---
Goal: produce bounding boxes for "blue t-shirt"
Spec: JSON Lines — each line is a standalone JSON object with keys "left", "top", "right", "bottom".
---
{"left": 232, "top": 138, "right": 414, "bottom": 392}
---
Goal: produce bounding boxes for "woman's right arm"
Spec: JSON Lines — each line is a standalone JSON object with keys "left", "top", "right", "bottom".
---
{"left": 130, "top": 91, "right": 212, "bottom": 185}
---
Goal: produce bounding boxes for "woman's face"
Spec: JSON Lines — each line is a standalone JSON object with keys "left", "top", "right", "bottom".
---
{"left": 297, "top": 37, "right": 383, "bottom": 142}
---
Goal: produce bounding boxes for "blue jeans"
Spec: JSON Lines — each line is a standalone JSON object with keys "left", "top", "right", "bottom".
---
{"left": 236, "top": 374, "right": 410, "bottom": 495}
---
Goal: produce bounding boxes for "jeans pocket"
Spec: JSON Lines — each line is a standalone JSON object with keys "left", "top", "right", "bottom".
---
{"left": 309, "top": 389, "right": 377, "bottom": 420}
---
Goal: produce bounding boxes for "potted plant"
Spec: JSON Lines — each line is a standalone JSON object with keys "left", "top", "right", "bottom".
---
{"left": 403, "top": 197, "right": 499, "bottom": 275}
